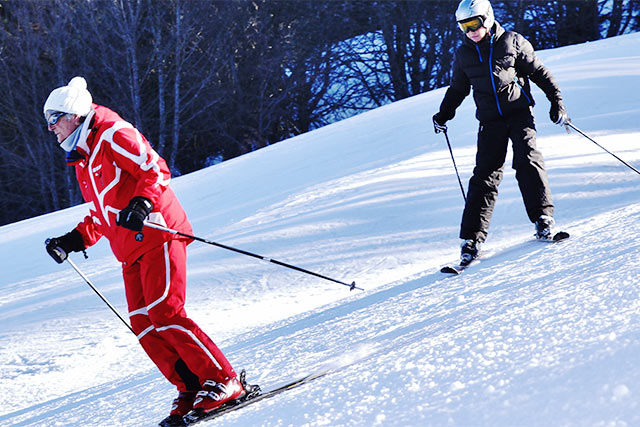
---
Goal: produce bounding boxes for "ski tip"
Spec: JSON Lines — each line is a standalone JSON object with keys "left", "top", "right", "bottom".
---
{"left": 441, "top": 266, "right": 461, "bottom": 275}
{"left": 537, "top": 231, "right": 570, "bottom": 243}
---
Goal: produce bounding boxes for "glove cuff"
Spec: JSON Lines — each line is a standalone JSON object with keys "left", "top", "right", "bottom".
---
{"left": 130, "top": 196, "right": 153, "bottom": 216}
{"left": 60, "top": 229, "right": 86, "bottom": 253}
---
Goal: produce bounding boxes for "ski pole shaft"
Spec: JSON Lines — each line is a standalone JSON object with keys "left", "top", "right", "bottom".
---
{"left": 567, "top": 122, "right": 640, "bottom": 176}
{"left": 143, "top": 221, "right": 363, "bottom": 291}
{"left": 66, "top": 257, "right": 135, "bottom": 334}
{"left": 443, "top": 129, "right": 467, "bottom": 202}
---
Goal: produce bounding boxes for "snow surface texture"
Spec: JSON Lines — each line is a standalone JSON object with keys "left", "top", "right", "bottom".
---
{"left": 1, "top": 33, "right": 639, "bottom": 426}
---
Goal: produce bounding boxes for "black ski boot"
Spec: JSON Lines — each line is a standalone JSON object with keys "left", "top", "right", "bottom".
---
{"left": 460, "top": 239, "right": 480, "bottom": 266}
{"left": 535, "top": 215, "right": 555, "bottom": 240}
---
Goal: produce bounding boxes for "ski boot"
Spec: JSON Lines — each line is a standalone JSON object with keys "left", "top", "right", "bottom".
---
{"left": 460, "top": 239, "right": 480, "bottom": 266}
{"left": 535, "top": 215, "right": 555, "bottom": 240}
{"left": 158, "top": 391, "right": 197, "bottom": 427}
{"left": 183, "top": 375, "right": 247, "bottom": 423}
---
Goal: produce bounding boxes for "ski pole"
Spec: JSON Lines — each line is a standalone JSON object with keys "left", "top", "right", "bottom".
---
{"left": 143, "top": 221, "right": 363, "bottom": 291}
{"left": 65, "top": 257, "right": 135, "bottom": 334}
{"left": 442, "top": 129, "right": 467, "bottom": 202}
{"left": 566, "top": 122, "right": 640, "bottom": 176}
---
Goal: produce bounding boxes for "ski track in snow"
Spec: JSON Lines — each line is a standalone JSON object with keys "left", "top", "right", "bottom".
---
{"left": 1, "top": 33, "right": 640, "bottom": 426}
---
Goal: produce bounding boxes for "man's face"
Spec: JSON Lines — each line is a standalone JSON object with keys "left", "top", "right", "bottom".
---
{"left": 48, "top": 114, "right": 79, "bottom": 143}
{"left": 466, "top": 26, "right": 488, "bottom": 43}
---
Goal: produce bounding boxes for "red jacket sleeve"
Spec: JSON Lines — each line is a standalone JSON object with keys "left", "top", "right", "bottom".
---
{"left": 75, "top": 214, "right": 104, "bottom": 248}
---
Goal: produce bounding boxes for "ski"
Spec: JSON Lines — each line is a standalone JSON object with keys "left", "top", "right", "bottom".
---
{"left": 440, "top": 231, "right": 570, "bottom": 276}
{"left": 440, "top": 258, "right": 479, "bottom": 275}
{"left": 179, "top": 370, "right": 331, "bottom": 425}
{"left": 538, "top": 230, "right": 570, "bottom": 243}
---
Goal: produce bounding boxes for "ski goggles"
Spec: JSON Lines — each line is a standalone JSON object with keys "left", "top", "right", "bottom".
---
{"left": 45, "top": 110, "right": 67, "bottom": 126}
{"left": 458, "top": 16, "right": 484, "bottom": 33}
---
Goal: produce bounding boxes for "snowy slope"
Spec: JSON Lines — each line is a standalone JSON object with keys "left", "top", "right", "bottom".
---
{"left": 1, "top": 32, "right": 640, "bottom": 426}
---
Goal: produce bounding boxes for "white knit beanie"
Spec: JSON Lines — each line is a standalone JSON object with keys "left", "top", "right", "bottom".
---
{"left": 43, "top": 76, "right": 93, "bottom": 117}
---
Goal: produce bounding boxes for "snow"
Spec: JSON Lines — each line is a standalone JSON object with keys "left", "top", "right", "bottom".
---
{"left": 1, "top": 32, "right": 640, "bottom": 426}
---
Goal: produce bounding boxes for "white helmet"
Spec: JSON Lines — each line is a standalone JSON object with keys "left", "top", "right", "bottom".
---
{"left": 455, "top": 0, "right": 495, "bottom": 32}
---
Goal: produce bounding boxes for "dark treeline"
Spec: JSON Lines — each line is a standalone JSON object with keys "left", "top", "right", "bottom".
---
{"left": 0, "top": 0, "right": 638, "bottom": 226}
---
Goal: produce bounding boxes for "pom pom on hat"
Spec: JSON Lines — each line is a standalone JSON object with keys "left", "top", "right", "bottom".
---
{"left": 43, "top": 76, "right": 93, "bottom": 117}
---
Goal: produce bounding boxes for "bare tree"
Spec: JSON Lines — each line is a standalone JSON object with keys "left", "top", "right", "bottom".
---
{"left": 0, "top": 1, "right": 78, "bottom": 222}
{"left": 0, "top": 0, "right": 638, "bottom": 226}
{"left": 329, "top": 0, "right": 457, "bottom": 104}
{"left": 603, "top": 0, "right": 640, "bottom": 37}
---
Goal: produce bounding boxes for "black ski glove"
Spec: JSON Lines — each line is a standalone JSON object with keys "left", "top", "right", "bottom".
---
{"left": 432, "top": 113, "right": 448, "bottom": 134}
{"left": 45, "top": 229, "right": 85, "bottom": 264}
{"left": 550, "top": 100, "right": 569, "bottom": 125}
{"left": 116, "top": 196, "right": 153, "bottom": 232}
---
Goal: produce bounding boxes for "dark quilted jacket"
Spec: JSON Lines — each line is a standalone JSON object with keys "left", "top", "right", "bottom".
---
{"left": 438, "top": 22, "right": 562, "bottom": 122}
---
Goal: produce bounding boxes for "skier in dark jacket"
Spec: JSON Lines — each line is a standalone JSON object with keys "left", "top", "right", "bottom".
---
{"left": 433, "top": 0, "right": 569, "bottom": 264}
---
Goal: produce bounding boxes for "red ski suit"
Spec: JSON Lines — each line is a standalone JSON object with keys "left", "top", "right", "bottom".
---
{"left": 72, "top": 104, "right": 236, "bottom": 391}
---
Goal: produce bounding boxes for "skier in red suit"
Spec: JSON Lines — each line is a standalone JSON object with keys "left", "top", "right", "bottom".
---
{"left": 43, "top": 77, "right": 246, "bottom": 425}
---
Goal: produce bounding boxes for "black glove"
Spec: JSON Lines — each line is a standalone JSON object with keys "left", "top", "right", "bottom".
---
{"left": 432, "top": 113, "right": 448, "bottom": 134}
{"left": 45, "top": 229, "right": 85, "bottom": 264}
{"left": 116, "top": 196, "right": 153, "bottom": 232}
{"left": 550, "top": 100, "right": 569, "bottom": 125}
